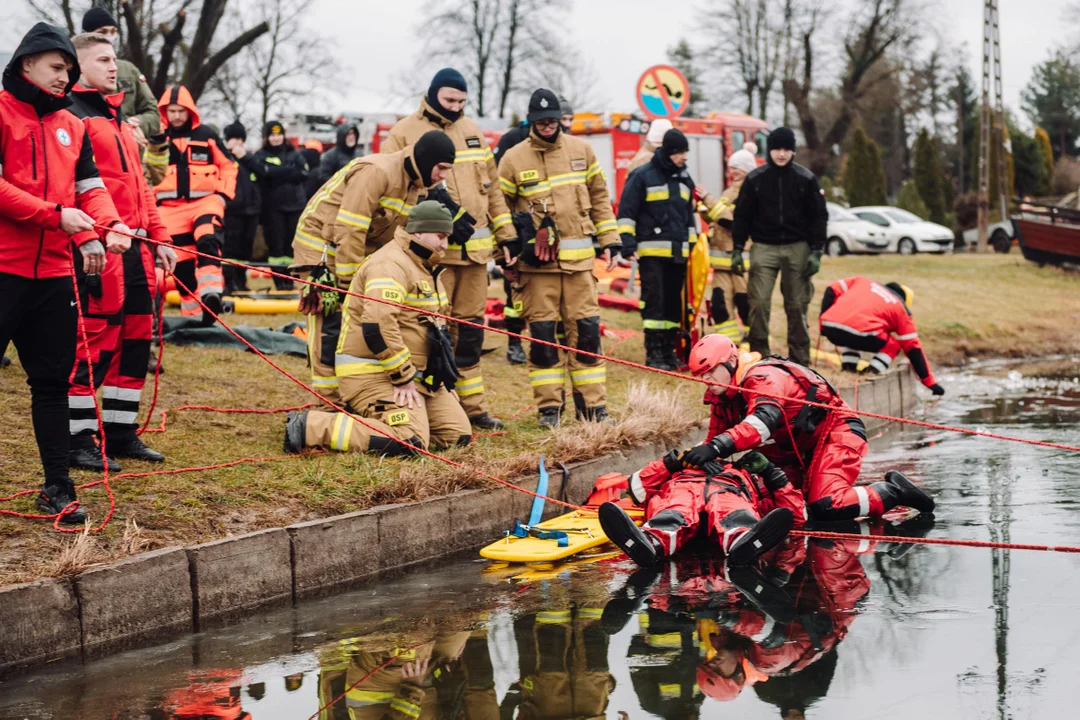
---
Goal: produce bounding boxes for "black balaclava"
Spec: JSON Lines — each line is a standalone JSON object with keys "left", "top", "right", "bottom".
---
{"left": 411, "top": 130, "right": 457, "bottom": 186}
{"left": 527, "top": 88, "right": 562, "bottom": 142}
{"left": 766, "top": 127, "right": 796, "bottom": 166}
{"left": 426, "top": 67, "right": 467, "bottom": 123}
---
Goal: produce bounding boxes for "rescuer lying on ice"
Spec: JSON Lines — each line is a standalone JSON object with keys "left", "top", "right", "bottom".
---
{"left": 679, "top": 334, "right": 936, "bottom": 522}
{"left": 819, "top": 275, "right": 945, "bottom": 396}
{"left": 597, "top": 450, "right": 805, "bottom": 569}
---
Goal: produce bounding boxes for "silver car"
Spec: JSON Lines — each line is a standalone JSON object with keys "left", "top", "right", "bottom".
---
{"left": 825, "top": 203, "right": 890, "bottom": 255}
{"left": 850, "top": 206, "right": 954, "bottom": 254}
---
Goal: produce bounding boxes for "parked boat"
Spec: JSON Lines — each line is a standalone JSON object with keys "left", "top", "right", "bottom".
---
{"left": 1012, "top": 203, "right": 1080, "bottom": 268}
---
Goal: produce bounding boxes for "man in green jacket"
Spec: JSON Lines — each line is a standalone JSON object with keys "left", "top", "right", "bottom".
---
{"left": 81, "top": 8, "right": 159, "bottom": 139}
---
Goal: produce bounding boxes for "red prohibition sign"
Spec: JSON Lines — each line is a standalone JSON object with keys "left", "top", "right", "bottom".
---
{"left": 636, "top": 64, "right": 691, "bottom": 119}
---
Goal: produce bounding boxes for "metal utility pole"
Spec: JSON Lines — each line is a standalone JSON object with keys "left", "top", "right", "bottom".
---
{"left": 977, "top": 0, "right": 1007, "bottom": 252}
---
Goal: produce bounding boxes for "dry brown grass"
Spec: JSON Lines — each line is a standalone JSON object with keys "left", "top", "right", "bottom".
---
{"left": 43, "top": 523, "right": 106, "bottom": 578}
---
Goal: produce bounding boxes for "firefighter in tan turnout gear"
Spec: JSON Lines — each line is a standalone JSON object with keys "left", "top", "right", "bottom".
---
{"left": 697, "top": 144, "right": 758, "bottom": 342}
{"left": 286, "top": 201, "right": 472, "bottom": 456}
{"left": 291, "top": 131, "right": 457, "bottom": 404}
{"left": 381, "top": 68, "right": 514, "bottom": 431}
{"left": 498, "top": 89, "right": 621, "bottom": 427}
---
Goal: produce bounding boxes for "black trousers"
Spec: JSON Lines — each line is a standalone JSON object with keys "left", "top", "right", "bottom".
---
{"left": 639, "top": 258, "right": 686, "bottom": 331}
{"left": 0, "top": 272, "right": 77, "bottom": 488}
{"left": 223, "top": 212, "right": 259, "bottom": 292}
{"left": 261, "top": 210, "right": 301, "bottom": 259}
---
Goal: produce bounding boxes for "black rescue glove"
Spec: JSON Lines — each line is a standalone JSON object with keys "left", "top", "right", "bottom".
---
{"left": 507, "top": 211, "right": 533, "bottom": 261}
{"left": 423, "top": 323, "right": 462, "bottom": 393}
{"left": 929, "top": 383, "right": 945, "bottom": 396}
{"left": 680, "top": 434, "right": 737, "bottom": 468}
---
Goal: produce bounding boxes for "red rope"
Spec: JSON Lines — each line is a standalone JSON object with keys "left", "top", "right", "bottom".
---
{"left": 90, "top": 225, "right": 1080, "bottom": 455}
{"left": 141, "top": 403, "right": 315, "bottom": 434}
{"left": 789, "top": 529, "right": 1080, "bottom": 554}
{"left": 137, "top": 296, "right": 166, "bottom": 436}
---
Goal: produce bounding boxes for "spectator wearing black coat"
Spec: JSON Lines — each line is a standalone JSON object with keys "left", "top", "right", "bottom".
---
{"left": 245, "top": 120, "right": 308, "bottom": 288}
{"left": 300, "top": 146, "right": 323, "bottom": 199}
{"left": 222, "top": 120, "right": 261, "bottom": 292}
{"left": 317, "top": 123, "right": 359, "bottom": 184}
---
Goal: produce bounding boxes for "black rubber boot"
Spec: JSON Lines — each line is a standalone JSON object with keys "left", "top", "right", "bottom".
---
{"left": 725, "top": 508, "right": 795, "bottom": 566}
{"left": 725, "top": 566, "right": 797, "bottom": 625}
{"left": 881, "top": 512, "right": 938, "bottom": 558}
{"left": 584, "top": 405, "right": 614, "bottom": 424}
{"left": 108, "top": 433, "right": 165, "bottom": 462}
{"left": 506, "top": 338, "right": 526, "bottom": 365}
{"left": 469, "top": 412, "right": 505, "bottom": 431}
{"left": 283, "top": 410, "right": 308, "bottom": 454}
{"left": 200, "top": 292, "right": 222, "bottom": 326}
{"left": 872, "top": 470, "right": 935, "bottom": 514}
{"left": 538, "top": 407, "right": 561, "bottom": 429}
{"left": 70, "top": 433, "right": 121, "bottom": 473}
{"left": 368, "top": 435, "right": 422, "bottom": 458}
{"left": 644, "top": 330, "right": 673, "bottom": 371}
{"left": 599, "top": 502, "right": 663, "bottom": 568}
{"left": 37, "top": 483, "right": 86, "bottom": 525}
{"left": 662, "top": 329, "right": 683, "bottom": 370}
{"left": 601, "top": 565, "right": 661, "bottom": 634}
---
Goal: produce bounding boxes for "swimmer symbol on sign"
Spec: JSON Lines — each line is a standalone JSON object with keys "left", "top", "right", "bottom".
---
{"left": 636, "top": 65, "right": 691, "bottom": 119}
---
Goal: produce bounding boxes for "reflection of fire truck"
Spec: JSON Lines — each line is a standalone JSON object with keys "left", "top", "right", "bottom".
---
{"left": 572, "top": 112, "right": 770, "bottom": 205}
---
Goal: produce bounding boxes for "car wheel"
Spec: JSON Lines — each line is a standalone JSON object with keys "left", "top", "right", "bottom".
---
{"left": 897, "top": 237, "right": 916, "bottom": 255}
{"left": 991, "top": 229, "right": 1011, "bottom": 253}
{"left": 826, "top": 237, "right": 846, "bottom": 256}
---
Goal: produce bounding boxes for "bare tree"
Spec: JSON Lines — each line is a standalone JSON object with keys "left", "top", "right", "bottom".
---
{"left": 23, "top": 0, "right": 269, "bottom": 100}
{"left": 421, "top": 0, "right": 502, "bottom": 116}
{"left": 493, "top": 0, "right": 569, "bottom": 118}
{"left": 783, "top": 0, "right": 917, "bottom": 175}
{"left": 705, "top": 0, "right": 786, "bottom": 120}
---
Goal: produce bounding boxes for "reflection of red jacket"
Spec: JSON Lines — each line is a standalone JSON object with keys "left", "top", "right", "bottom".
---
{"left": 819, "top": 276, "right": 935, "bottom": 385}
{"left": 632, "top": 457, "right": 806, "bottom": 529}
{"left": 706, "top": 359, "right": 853, "bottom": 461}
{"left": 0, "top": 71, "right": 120, "bottom": 278}
{"left": 68, "top": 85, "right": 170, "bottom": 244}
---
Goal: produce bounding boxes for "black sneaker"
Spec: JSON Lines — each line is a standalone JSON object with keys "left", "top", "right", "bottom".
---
{"left": 201, "top": 292, "right": 222, "bottom": 326}
{"left": 37, "top": 484, "right": 86, "bottom": 525}
{"left": 284, "top": 410, "right": 308, "bottom": 454}
{"left": 70, "top": 443, "right": 121, "bottom": 473}
{"left": 506, "top": 341, "right": 526, "bottom": 365}
{"left": 469, "top": 412, "right": 505, "bottom": 431}
{"left": 725, "top": 508, "right": 795, "bottom": 566}
{"left": 108, "top": 435, "right": 165, "bottom": 463}
{"left": 599, "top": 502, "right": 663, "bottom": 568}
{"left": 538, "top": 407, "right": 561, "bottom": 429}
{"left": 725, "top": 566, "right": 796, "bottom": 625}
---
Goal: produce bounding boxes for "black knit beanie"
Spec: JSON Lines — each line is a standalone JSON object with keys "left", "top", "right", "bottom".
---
{"left": 82, "top": 7, "right": 118, "bottom": 32}
{"left": 223, "top": 120, "right": 246, "bottom": 141}
{"left": 662, "top": 129, "right": 689, "bottom": 156}
{"left": 767, "top": 127, "right": 797, "bottom": 152}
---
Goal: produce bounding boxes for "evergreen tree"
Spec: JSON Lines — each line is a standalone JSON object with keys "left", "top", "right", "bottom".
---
{"left": 1010, "top": 121, "right": 1050, "bottom": 197}
{"left": 1035, "top": 127, "right": 1054, "bottom": 179}
{"left": 843, "top": 127, "right": 888, "bottom": 207}
{"left": 1022, "top": 51, "right": 1080, "bottom": 158}
{"left": 951, "top": 65, "right": 979, "bottom": 193}
{"left": 896, "top": 180, "right": 930, "bottom": 219}
{"left": 913, "top": 129, "right": 947, "bottom": 224}
{"left": 667, "top": 39, "right": 707, "bottom": 117}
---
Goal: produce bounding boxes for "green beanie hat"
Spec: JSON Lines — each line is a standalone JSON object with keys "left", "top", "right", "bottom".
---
{"left": 407, "top": 199, "right": 454, "bottom": 234}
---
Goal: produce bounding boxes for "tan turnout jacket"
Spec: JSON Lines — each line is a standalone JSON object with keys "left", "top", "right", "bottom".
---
{"left": 700, "top": 178, "right": 751, "bottom": 270}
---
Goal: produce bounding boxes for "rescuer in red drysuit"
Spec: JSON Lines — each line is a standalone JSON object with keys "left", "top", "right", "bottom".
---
{"left": 596, "top": 450, "right": 806, "bottom": 569}
{"left": 678, "top": 334, "right": 935, "bottom": 522}
{"left": 818, "top": 275, "right": 945, "bottom": 395}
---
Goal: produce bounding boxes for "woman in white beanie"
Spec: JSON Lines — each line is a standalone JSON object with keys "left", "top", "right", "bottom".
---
{"left": 627, "top": 118, "right": 675, "bottom": 173}
{"left": 696, "top": 142, "right": 760, "bottom": 341}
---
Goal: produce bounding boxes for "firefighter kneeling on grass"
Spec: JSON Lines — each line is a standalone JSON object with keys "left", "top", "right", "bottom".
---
{"left": 498, "top": 89, "right": 621, "bottom": 428}
{"left": 285, "top": 201, "right": 471, "bottom": 456}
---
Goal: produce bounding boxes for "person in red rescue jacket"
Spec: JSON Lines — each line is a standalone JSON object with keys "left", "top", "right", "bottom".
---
{"left": 819, "top": 276, "right": 945, "bottom": 395}
{"left": 0, "top": 23, "right": 128, "bottom": 524}
{"left": 152, "top": 84, "right": 237, "bottom": 322}
{"left": 596, "top": 450, "right": 805, "bottom": 569}
{"left": 66, "top": 32, "right": 178, "bottom": 473}
{"left": 677, "top": 334, "right": 935, "bottom": 522}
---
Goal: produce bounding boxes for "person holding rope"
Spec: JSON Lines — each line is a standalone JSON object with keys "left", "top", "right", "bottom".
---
{"left": 819, "top": 276, "right": 945, "bottom": 395}
{"left": 291, "top": 130, "right": 456, "bottom": 405}
{"left": 286, "top": 200, "right": 472, "bottom": 457}
{"left": 0, "top": 23, "right": 129, "bottom": 523}
{"left": 65, "top": 32, "right": 177, "bottom": 472}
{"left": 677, "top": 334, "right": 935, "bottom": 522}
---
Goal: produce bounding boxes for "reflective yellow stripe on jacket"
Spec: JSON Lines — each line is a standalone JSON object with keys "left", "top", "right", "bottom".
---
{"left": 557, "top": 237, "right": 594, "bottom": 261}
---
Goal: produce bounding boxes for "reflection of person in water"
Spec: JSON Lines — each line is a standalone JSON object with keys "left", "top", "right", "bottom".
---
{"left": 162, "top": 669, "right": 250, "bottom": 720}
{"left": 617, "top": 528, "right": 887, "bottom": 717}
{"left": 501, "top": 605, "right": 616, "bottom": 720}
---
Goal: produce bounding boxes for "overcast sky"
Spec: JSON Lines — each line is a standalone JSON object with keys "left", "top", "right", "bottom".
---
{"left": 3, "top": 0, "right": 1073, "bottom": 127}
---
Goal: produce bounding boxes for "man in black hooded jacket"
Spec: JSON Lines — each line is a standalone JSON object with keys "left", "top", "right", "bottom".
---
{"left": 731, "top": 127, "right": 827, "bottom": 365}
{"left": 318, "top": 123, "right": 359, "bottom": 184}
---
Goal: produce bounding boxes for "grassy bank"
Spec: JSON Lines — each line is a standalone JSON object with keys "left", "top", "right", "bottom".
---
{"left": 0, "top": 252, "right": 1074, "bottom": 584}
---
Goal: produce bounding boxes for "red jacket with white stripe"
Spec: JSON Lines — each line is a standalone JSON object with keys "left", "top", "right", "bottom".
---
{"left": 705, "top": 359, "right": 860, "bottom": 462}
{"left": 818, "top": 275, "right": 935, "bottom": 386}
{"left": 0, "top": 64, "right": 121, "bottom": 279}
{"left": 68, "top": 85, "right": 170, "bottom": 245}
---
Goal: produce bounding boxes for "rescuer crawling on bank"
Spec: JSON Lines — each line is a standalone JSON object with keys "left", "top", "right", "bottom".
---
{"left": 285, "top": 200, "right": 472, "bottom": 457}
